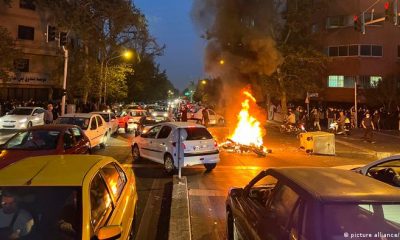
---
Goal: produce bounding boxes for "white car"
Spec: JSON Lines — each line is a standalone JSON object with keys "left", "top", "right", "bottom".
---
{"left": 91, "top": 111, "right": 119, "bottom": 135}
{"left": 126, "top": 109, "right": 148, "bottom": 132}
{"left": 336, "top": 155, "right": 400, "bottom": 187}
{"left": 0, "top": 107, "right": 45, "bottom": 129}
{"left": 56, "top": 113, "right": 108, "bottom": 149}
{"left": 132, "top": 122, "right": 220, "bottom": 174}
{"left": 187, "top": 108, "right": 225, "bottom": 126}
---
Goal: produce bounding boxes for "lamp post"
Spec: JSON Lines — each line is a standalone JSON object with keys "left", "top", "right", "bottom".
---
{"left": 61, "top": 46, "right": 68, "bottom": 115}
{"left": 103, "top": 50, "right": 135, "bottom": 105}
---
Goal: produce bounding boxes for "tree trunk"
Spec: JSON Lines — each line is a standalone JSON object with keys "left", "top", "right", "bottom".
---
{"left": 280, "top": 91, "right": 288, "bottom": 115}
{"left": 82, "top": 44, "right": 90, "bottom": 105}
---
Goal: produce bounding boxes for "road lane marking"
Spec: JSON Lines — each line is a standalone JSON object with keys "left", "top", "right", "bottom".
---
{"left": 189, "top": 189, "right": 226, "bottom": 197}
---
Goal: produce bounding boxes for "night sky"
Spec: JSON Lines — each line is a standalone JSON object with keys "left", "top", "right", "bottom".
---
{"left": 134, "top": 0, "right": 205, "bottom": 91}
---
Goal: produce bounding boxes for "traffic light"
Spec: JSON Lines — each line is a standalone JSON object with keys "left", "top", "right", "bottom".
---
{"left": 46, "top": 25, "right": 56, "bottom": 42}
{"left": 353, "top": 15, "right": 360, "bottom": 30}
{"left": 385, "top": 1, "right": 391, "bottom": 20}
{"left": 59, "top": 32, "right": 67, "bottom": 46}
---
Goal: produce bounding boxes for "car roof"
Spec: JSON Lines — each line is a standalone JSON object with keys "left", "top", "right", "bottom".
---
{"left": 0, "top": 155, "right": 114, "bottom": 186}
{"left": 163, "top": 122, "right": 205, "bottom": 128}
{"left": 14, "top": 107, "right": 42, "bottom": 110}
{"left": 270, "top": 167, "right": 400, "bottom": 202}
{"left": 61, "top": 113, "right": 98, "bottom": 118}
{"left": 27, "top": 124, "right": 80, "bottom": 131}
{"left": 90, "top": 111, "right": 111, "bottom": 115}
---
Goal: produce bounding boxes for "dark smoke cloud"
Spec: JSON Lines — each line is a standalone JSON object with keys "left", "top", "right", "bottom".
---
{"left": 191, "top": 0, "right": 283, "bottom": 128}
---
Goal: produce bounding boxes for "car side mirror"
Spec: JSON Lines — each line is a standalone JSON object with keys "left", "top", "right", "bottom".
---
{"left": 32, "top": 113, "right": 38, "bottom": 116}
{"left": 97, "top": 225, "right": 122, "bottom": 240}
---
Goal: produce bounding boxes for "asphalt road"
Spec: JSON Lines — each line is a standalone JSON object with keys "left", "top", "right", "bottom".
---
{"left": 1, "top": 124, "right": 399, "bottom": 240}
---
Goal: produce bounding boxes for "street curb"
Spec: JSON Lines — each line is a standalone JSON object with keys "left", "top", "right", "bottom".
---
{"left": 168, "top": 175, "right": 192, "bottom": 240}
{"left": 336, "top": 139, "right": 400, "bottom": 158}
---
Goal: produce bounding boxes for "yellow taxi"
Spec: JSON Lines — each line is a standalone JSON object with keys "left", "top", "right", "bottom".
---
{"left": 0, "top": 155, "right": 138, "bottom": 240}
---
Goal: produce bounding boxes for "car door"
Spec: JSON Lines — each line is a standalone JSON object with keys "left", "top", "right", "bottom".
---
{"left": 100, "top": 163, "right": 134, "bottom": 240}
{"left": 96, "top": 116, "right": 107, "bottom": 136}
{"left": 153, "top": 125, "right": 173, "bottom": 161}
{"left": 259, "top": 184, "right": 301, "bottom": 239}
{"left": 89, "top": 172, "right": 115, "bottom": 238}
{"left": 110, "top": 113, "right": 118, "bottom": 133}
{"left": 235, "top": 174, "right": 279, "bottom": 240}
{"left": 140, "top": 125, "right": 162, "bottom": 162}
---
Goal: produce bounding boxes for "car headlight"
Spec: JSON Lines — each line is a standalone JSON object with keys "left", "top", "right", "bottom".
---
{"left": 19, "top": 119, "right": 27, "bottom": 123}
{"left": 152, "top": 112, "right": 157, "bottom": 117}
{"left": 163, "top": 113, "right": 168, "bottom": 117}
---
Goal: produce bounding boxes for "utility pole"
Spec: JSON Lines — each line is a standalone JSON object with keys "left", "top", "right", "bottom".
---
{"left": 61, "top": 46, "right": 68, "bottom": 115}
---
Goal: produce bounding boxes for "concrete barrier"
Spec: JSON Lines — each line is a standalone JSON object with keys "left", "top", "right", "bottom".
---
{"left": 168, "top": 176, "right": 191, "bottom": 240}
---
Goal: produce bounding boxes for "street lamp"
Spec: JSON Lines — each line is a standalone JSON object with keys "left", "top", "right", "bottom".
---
{"left": 219, "top": 59, "right": 225, "bottom": 65}
{"left": 103, "top": 50, "right": 135, "bottom": 105}
{"left": 201, "top": 80, "right": 207, "bottom": 85}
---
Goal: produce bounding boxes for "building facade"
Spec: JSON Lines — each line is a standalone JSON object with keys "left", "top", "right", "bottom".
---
{"left": 318, "top": 0, "right": 400, "bottom": 103}
{"left": 0, "top": 0, "right": 62, "bottom": 101}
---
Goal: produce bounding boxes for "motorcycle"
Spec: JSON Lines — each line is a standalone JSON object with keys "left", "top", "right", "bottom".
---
{"left": 329, "top": 121, "right": 351, "bottom": 136}
{"left": 280, "top": 121, "right": 306, "bottom": 135}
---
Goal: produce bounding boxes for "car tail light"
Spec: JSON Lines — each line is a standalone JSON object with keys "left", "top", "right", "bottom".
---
{"left": 214, "top": 140, "right": 218, "bottom": 148}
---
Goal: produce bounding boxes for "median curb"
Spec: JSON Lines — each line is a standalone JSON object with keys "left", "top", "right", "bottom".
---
{"left": 168, "top": 175, "right": 191, "bottom": 240}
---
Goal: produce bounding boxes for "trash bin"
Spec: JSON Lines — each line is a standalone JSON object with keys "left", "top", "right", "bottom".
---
{"left": 299, "top": 131, "right": 335, "bottom": 155}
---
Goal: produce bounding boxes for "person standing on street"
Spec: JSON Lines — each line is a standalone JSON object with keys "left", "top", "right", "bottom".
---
{"left": 44, "top": 104, "right": 54, "bottom": 124}
{"left": 311, "top": 107, "right": 321, "bottom": 131}
{"left": 361, "top": 113, "right": 375, "bottom": 143}
{"left": 181, "top": 106, "right": 187, "bottom": 122}
{"left": 202, "top": 108, "right": 209, "bottom": 127}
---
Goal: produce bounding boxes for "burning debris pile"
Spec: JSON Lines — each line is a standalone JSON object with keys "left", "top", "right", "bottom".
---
{"left": 219, "top": 91, "right": 271, "bottom": 157}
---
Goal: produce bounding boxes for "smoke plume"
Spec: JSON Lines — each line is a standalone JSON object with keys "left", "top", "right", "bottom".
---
{"left": 191, "top": 0, "right": 283, "bottom": 128}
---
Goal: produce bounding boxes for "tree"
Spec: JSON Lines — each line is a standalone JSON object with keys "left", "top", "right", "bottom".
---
{"left": 263, "top": 0, "right": 329, "bottom": 114}
{"left": 0, "top": 26, "right": 20, "bottom": 81}
{"left": 366, "top": 76, "right": 399, "bottom": 110}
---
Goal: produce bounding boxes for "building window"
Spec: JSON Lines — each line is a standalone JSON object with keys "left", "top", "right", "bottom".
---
{"left": 371, "top": 45, "right": 383, "bottom": 56}
{"left": 328, "top": 75, "right": 344, "bottom": 87}
{"left": 18, "top": 25, "right": 34, "bottom": 40}
{"left": 14, "top": 59, "right": 29, "bottom": 72}
{"left": 360, "top": 45, "right": 371, "bottom": 56}
{"left": 328, "top": 46, "right": 339, "bottom": 57}
{"left": 349, "top": 45, "right": 359, "bottom": 56}
{"left": 338, "top": 46, "right": 348, "bottom": 56}
{"left": 19, "top": 0, "right": 35, "bottom": 10}
{"left": 370, "top": 76, "right": 382, "bottom": 87}
{"left": 326, "top": 15, "right": 351, "bottom": 29}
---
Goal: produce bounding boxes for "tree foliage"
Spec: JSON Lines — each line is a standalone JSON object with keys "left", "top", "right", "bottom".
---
{"left": 0, "top": 26, "right": 20, "bottom": 80}
{"left": 34, "top": 0, "right": 169, "bottom": 103}
{"left": 366, "top": 76, "right": 399, "bottom": 110}
{"left": 263, "top": 0, "right": 329, "bottom": 114}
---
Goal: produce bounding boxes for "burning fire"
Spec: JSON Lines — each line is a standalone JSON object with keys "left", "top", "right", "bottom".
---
{"left": 230, "top": 91, "right": 264, "bottom": 147}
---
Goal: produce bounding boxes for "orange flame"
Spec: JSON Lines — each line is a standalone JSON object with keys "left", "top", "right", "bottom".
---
{"left": 230, "top": 91, "right": 264, "bottom": 147}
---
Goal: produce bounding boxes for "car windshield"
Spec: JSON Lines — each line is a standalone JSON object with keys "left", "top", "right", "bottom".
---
{"left": 100, "top": 114, "right": 110, "bottom": 122}
{"left": 184, "top": 127, "right": 213, "bottom": 140}
{"left": 8, "top": 108, "right": 33, "bottom": 115}
{"left": 0, "top": 187, "right": 82, "bottom": 240}
{"left": 57, "top": 117, "right": 90, "bottom": 130}
{"left": 323, "top": 203, "right": 400, "bottom": 239}
{"left": 4, "top": 130, "right": 60, "bottom": 150}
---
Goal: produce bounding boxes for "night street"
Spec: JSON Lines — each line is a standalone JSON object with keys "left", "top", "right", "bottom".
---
{"left": 63, "top": 122, "right": 400, "bottom": 240}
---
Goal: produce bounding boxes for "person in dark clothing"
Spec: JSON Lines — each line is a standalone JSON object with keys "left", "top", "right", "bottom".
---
{"left": 362, "top": 113, "right": 375, "bottom": 143}
{"left": 202, "top": 108, "right": 209, "bottom": 127}
{"left": 181, "top": 107, "right": 187, "bottom": 122}
{"left": 52, "top": 104, "right": 60, "bottom": 121}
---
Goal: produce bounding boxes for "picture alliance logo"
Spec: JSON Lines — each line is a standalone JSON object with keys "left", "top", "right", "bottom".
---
{"left": 343, "top": 232, "right": 400, "bottom": 238}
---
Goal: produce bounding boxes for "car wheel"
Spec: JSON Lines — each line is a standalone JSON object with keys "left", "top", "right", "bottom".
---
{"left": 27, "top": 121, "right": 33, "bottom": 128}
{"left": 100, "top": 134, "right": 108, "bottom": 149}
{"left": 164, "top": 154, "right": 176, "bottom": 175}
{"left": 132, "top": 145, "right": 141, "bottom": 162}
{"left": 204, "top": 163, "right": 217, "bottom": 172}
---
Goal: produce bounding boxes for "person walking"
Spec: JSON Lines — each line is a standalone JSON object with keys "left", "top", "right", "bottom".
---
{"left": 372, "top": 110, "right": 380, "bottom": 131}
{"left": 44, "top": 104, "right": 54, "bottom": 124}
{"left": 361, "top": 113, "right": 375, "bottom": 143}
{"left": 202, "top": 108, "right": 209, "bottom": 127}
{"left": 181, "top": 106, "right": 187, "bottom": 122}
{"left": 327, "top": 107, "right": 334, "bottom": 129}
{"left": 312, "top": 108, "right": 321, "bottom": 131}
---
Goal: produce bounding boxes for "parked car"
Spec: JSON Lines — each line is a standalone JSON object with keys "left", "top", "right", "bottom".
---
{"left": 0, "top": 155, "right": 138, "bottom": 239}
{"left": 187, "top": 108, "right": 225, "bottom": 126}
{"left": 226, "top": 167, "right": 400, "bottom": 240}
{"left": 336, "top": 154, "right": 400, "bottom": 187}
{"left": 0, "top": 107, "right": 45, "bottom": 129}
{"left": 0, "top": 124, "right": 90, "bottom": 169}
{"left": 56, "top": 113, "right": 108, "bottom": 149}
{"left": 132, "top": 122, "right": 219, "bottom": 173}
{"left": 91, "top": 111, "right": 119, "bottom": 135}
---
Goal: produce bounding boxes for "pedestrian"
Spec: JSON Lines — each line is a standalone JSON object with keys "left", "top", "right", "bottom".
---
{"left": 361, "top": 113, "right": 375, "bottom": 143}
{"left": 181, "top": 106, "right": 187, "bottom": 122}
{"left": 312, "top": 108, "right": 321, "bottom": 131}
{"left": 372, "top": 110, "right": 380, "bottom": 131}
{"left": 44, "top": 104, "right": 54, "bottom": 124}
{"left": 327, "top": 107, "right": 334, "bottom": 129}
{"left": 202, "top": 108, "right": 209, "bottom": 127}
{"left": 52, "top": 104, "right": 60, "bottom": 121}
{"left": 268, "top": 103, "right": 276, "bottom": 121}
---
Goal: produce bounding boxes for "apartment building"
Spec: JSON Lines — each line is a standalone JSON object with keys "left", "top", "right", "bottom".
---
{"left": 318, "top": 0, "right": 400, "bottom": 103}
{"left": 0, "top": 0, "right": 62, "bottom": 101}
